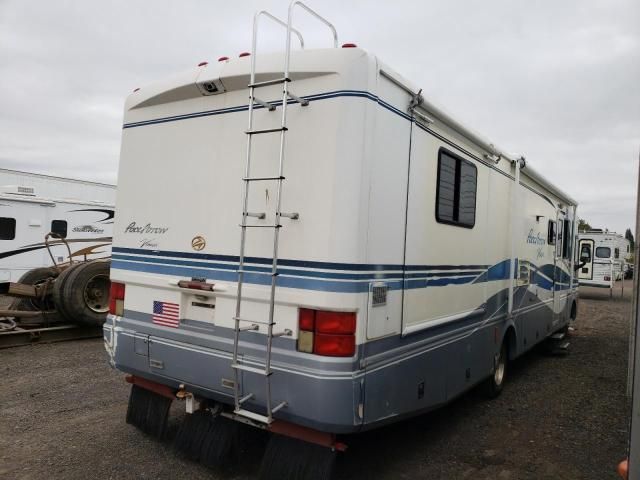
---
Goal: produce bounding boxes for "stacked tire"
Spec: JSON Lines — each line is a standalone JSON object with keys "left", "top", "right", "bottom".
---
{"left": 52, "top": 260, "right": 111, "bottom": 326}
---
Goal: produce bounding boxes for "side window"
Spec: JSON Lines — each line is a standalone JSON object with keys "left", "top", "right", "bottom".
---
{"left": 0, "top": 217, "right": 16, "bottom": 240}
{"left": 51, "top": 220, "right": 68, "bottom": 238}
{"left": 548, "top": 220, "right": 556, "bottom": 245}
{"left": 435, "top": 149, "right": 477, "bottom": 228}
{"left": 562, "top": 219, "right": 571, "bottom": 259}
{"left": 580, "top": 244, "right": 592, "bottom": 263}
{"left": 595, "top": 247, "right": 611, "bottom": 259}
{"left": 614, "top": 248, "right": 620, "bottom": 259}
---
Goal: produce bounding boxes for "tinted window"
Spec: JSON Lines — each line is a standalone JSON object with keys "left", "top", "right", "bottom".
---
{"left": 51, "top": 220, "right": 68, "bottom": 238}
{"left": 614, "top": 248, "right": 620, "bottom": 259}
{"left": 596, "top": 247, "right": 611, "bottom": 258}
{"left": 548, "top": 220, "right": 556, "bottom": 245}
{"left": 0, "top": 217, "right": 16, "bottom": 240}
{"left": 580, "top": 244, "right": 592, "bottom": 262}
{"left": 436, "top": 150, "right": 477, "bottom": 228}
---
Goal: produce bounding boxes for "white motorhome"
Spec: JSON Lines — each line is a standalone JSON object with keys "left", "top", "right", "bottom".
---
{"left": 104, "top": 4, "right": 579, "bottom": 476}
{"left": 578, "top": 230, "right": 630, "bottom": 288}
{"left": 0, "top": 168, "right": 115, "bottom": 282}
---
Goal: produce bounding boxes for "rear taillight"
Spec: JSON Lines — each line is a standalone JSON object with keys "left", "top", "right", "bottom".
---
{"left": 297, "top": 309, "right": 356, "bottom": 357}
{"left": 109, "top": 282, "right": 125, "bottom": 316}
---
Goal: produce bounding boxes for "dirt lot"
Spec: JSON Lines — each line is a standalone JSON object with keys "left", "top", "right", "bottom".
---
{"left": 0, "top": 282, "right": 632, "bottom": 480}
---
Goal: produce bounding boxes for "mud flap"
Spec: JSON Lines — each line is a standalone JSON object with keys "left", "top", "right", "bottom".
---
{"left": 126, "top": 384, "right": 172, "bottom": 438}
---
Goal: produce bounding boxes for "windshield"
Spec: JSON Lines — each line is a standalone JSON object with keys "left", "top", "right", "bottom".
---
{"left": 596, "top": 247, "right": 611, "bottom": 259}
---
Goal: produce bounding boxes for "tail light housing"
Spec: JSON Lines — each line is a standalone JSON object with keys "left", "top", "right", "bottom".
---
{"left": 604, "top": 275, "right": 611, "bottom": 281}
{"left": 109, "top": 282, "right": 125, "bottom": 316}
{"left": 297, "top": 309, "right": 356, "bottom": 357}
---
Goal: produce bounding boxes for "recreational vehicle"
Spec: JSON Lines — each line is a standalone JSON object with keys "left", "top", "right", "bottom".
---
{"left": 0, "top": 168, "right": 115, "bottom": 282}
{"left": 578, "top": 230, "right": 630, "bottom": 288}
{"left": 104, "top": 3, "right": 578, "bottom": 477}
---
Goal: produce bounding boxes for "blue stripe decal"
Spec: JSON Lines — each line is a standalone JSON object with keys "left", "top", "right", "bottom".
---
{"left": 112, "top": 253, "right": 487, "bottom": 281}
{"left": 112, "top": 258, "right": 487, "bottom": 293}
{"left": 111, "top": 256, "right": 573, "bottom": 293}
{"left": 123, "top": 90, "right": 390, "bottom": 129}
{"left": 111, "top": 247, "right": 487, "bottom": 272}
{"left": 111, "top": 247, "right": 575, "bottom": 293}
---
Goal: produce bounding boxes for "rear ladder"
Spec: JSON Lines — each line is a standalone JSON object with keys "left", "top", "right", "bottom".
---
{"left": 231, "top": 2, "right": 339, "bottom": 424}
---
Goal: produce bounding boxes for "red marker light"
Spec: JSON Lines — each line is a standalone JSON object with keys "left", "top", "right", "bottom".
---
{"left": 239, "top": 52, "right": 251, "bottom": 57}
{"left": 342, "top": 43, "right": 357, "bottom": 48}
{"left": 218, "top": 56, "right": 229, "bottom": 62}
{"left": 198, "top": 61, "right": 208, "bottom": 67}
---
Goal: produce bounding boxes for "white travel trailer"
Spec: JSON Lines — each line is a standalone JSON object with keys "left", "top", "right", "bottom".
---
{"left": 578, "top": 230, "right": 630, "bottom": 288}
{"left": 0, "top": 168, "right": 115, "bottom": 282}
{"left": 104, "top": 3, "right": 579, "bottom": 477}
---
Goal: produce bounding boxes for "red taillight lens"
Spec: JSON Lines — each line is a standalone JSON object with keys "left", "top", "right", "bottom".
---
{"left": 314, "top": 333, "right": 356, "bottom": 357}
{"left": 316, "top": 311, "right": 356, "bottom": 334}
{"left": 109, "top": 282, "right": 125, "bottom": 315}
{"left": 299, "top": 308, "right": 315, "bottom": 331}
{"left": 297, "top": 308, "right": 356, "bottom": 357}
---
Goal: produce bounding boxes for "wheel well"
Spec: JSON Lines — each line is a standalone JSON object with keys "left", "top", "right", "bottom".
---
{"left": 504, "top": 326, "right": 517, "bottom": 361}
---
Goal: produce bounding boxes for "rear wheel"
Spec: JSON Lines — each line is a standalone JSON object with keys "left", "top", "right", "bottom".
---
{"left": 51, "top": 263, "right": 84, "bottom": 322}
{"left": 484, "top": 341, "right": 507, "bottom": 398}
{"left": 60, "top": 261, "right": 111, "bottom": 326}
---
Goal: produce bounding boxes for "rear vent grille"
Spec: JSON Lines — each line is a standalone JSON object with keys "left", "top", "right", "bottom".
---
{"left": 371, "top": 284, "right": 388, "bottom": 307}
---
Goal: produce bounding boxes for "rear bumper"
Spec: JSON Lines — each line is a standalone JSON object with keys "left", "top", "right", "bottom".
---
{"left": 103, "top": 314, "right": 363, "bottom": 434}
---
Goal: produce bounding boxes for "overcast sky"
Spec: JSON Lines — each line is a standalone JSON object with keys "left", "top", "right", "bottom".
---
{"left": 1, "top": 0, "right": 638, "bottom": 233}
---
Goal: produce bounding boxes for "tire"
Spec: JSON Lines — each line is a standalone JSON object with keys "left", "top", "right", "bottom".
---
{"left": 59, "top": 260, "right": 111, "bottom": 326}
{"left": 51, "top": 263, "right": 85, "bottom": 323}
{"left": 10, "top": 267, "right": 62, "bottom": 324}
{"left": 484, "top": 341, "right": 507, "bottom": 399}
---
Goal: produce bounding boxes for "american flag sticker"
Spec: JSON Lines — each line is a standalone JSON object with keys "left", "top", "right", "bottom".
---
{"left": 152, "top": 301, "right": 180, "bottom": 328}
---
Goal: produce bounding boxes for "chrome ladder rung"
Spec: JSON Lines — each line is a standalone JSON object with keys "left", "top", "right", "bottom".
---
{"left": 251, "top": 96, "right": 276, "bottom": 111}
{"left": 245, "top": 127, "right": 288, "bottom": 135}
{"left": 287, "top": 91, "right": 309, "bottom": 106}
{"left": 248, "top": 77, "right": 290, "bottom": 88}
{"left": 236, "top": 269, "right": 277, "bottom": 277}
{"left": 233, "top": 408, "right": 271, "bottom": 424}
{"left": 239, "top": 393, "right": 254, "bottom": 405}
{"left": 244, "top": 211, "right": 266, "bottom": 219}
{"left": 240, "top": 224, "right": 281, "bottom": 228}
{"left": 279, "top": 212, "right": 299, "bottom": 220}
{"left": 238, "top": 324, "right": 259, "bottom": 332}
{"left": 243, "top": 176, "right": 284, "bottom": 182}
{"left": 231, "top": 363, "right": 272, "bottom": 376}
{"left": 233, "top": 316, "right": 275, "bottom": 326}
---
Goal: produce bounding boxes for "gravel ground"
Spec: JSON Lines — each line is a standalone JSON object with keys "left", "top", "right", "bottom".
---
{"left": 0, "top": 282, "right": 632, "bottom": 479}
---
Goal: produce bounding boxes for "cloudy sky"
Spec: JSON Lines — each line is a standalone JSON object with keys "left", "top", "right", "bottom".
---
{"left": 1, "top": 0, "right": 638, "bottom": 233}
